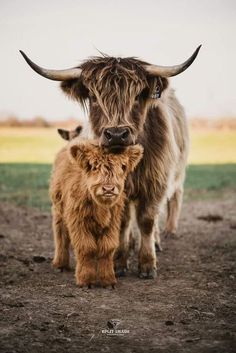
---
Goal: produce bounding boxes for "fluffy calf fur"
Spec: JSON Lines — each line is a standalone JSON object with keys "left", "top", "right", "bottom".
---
{"left": 50, "top": 140, "right": 143, "bottom": 287}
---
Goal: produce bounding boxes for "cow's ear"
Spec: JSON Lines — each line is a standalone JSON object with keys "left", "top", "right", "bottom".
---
{"left": 125, "top": 144, "right": 143, "bottom": 172}
{"left": 75, "top": 125, "right": 83, "bottom": 135}
{"left": 147, "top": 76, "right": 169, "bottom": 99}
{"left": 60, "top": 78, "right": 89, "bottom": 103}
{"left": 57, "top": 129, "right": 69, "bottom": 141}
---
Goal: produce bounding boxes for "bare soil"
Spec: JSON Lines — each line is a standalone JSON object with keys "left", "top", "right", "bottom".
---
{"left": 0, "top": 198, "right": 235, "bottom": 353}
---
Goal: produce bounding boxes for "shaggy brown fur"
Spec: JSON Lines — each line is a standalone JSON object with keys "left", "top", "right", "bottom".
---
{"left": 50, "top": 139, "right": 143, "bottom": 287}
{"left": 60, "top": 56, "right": 190, "bottom": 278}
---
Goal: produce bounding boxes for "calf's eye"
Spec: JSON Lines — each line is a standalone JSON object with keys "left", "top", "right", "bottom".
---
{"left": 86, "top": 162, "right": 92, "bottom": 172}
{"left": 122, "top": 164, "right": 127, "bottom": 172}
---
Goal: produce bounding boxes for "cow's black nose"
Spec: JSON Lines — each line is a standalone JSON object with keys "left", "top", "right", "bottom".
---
{"left": 103, "top": 127, "right": 131, "bottom": 146}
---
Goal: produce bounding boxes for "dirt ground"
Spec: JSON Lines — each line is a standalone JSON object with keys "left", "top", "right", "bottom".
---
{"left": 0, "top": 197, "right": 235, "bottom": 353}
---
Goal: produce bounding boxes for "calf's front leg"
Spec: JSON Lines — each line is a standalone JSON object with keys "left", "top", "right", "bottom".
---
{"left": 97, "top": 233, "right": 118, "bottom": 287}
{"left": 71, "top": 230, "right": 97, "bottom": 287}
{"left": 52, "top": 210, "right": 71, "bottom": 271}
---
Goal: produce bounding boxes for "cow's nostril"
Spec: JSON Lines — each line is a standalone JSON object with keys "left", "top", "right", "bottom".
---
{"left": 104, "top": 130, "right": 112, "bottom": 141}
{"left": 121, "top": 129, "right": 129, "bottom": 140}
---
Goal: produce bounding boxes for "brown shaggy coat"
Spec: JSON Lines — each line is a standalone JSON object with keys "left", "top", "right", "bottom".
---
{"left": 60, "top": 56, "right": 190, "bottom": 278}
{"left": 50, "top": 139, "right": 143, "bottom": 286}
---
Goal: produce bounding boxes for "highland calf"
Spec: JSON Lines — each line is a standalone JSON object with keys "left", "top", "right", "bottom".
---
{"left": 50, "top": 140, "right": 143, "bottom": 287}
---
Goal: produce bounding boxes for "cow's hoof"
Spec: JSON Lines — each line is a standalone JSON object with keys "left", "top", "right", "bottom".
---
{"left": 155, "top": 242, "right": 163, "bottom": 252}
{"left": 115, "top": 267, "right": 127, "bottom": 277}
{"left": 139, "top": 268, "right": 157, "bottom": 279}
{"left": 162, "top": 230, "right": 176, "bottom": 238}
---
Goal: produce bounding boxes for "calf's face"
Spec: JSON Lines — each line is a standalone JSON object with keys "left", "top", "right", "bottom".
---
{"left": 69, "top": 141, "right": 143, "bottom": 206}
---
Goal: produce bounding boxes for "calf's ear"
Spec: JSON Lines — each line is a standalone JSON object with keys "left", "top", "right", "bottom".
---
{"left": 69, "top": 143, "right": 89, "bottom": 169}
{"left": 69, "top": 142, "right": 97, "bottom": 171}
{"left": 125, "top": 145, "right": 144, "bottom": 172}
{"left": 58, "top": 129, "right": 70, "bottom": 141}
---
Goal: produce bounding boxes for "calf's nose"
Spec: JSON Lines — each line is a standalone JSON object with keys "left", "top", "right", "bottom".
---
{"left": 102, "top": 185, "right": 115, "bottom": 193}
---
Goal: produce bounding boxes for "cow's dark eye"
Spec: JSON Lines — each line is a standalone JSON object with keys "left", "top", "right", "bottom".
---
{"left": 89, "top": 92, "right": 97, "bottom": 102}
{"left": 135, "top": 88, "right": 149, "bottom": 101}
{"left": 135, "top": 91, "right": 143, "bottom": 101}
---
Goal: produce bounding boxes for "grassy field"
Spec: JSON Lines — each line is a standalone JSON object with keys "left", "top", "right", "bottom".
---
{"left": 1, "top": 127, "right": 236, "bottom": 164}
{"left": 0, "top": 127, "right": 236, "bottom": 210}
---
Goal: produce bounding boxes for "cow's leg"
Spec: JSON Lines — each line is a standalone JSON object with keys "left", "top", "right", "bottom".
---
{"left": 136, "top": 203, "right": 157, "bottom": 279}
{"left": 164, "top": 188, "right": 183, "bottom": 237}
{"left": 154, "top": 215, "right": 162, "bottom": 252}
{"left": 114, "top": 202, "right": 132, "bottom": 277}
{"left": 52, "top": 210, "right": 71, "bottom": 271}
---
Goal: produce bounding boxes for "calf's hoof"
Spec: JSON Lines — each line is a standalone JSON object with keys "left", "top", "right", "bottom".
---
{"left": 52, "top": 260, "right": 71, "bottom": 272}
{"left": 100, "top": 275, "right": 117, "bottom": 288}
{"left": 76, "top": 278, "right": 96, "bottom": 288}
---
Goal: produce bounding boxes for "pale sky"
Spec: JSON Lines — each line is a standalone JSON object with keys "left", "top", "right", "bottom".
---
{"left": 1, "top": 0, "right": 236, "bottom": 121}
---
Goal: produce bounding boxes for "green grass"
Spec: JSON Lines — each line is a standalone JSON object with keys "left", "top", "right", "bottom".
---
{"left": 0, "top": 163, "right": 235, "bottom": 211}
{"left": 0, "top": 163, "right": 51, "bottom": 210}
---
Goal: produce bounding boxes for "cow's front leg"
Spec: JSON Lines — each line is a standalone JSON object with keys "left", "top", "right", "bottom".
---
{"left": 114, "top": 202, "right": 132, "bottom": 277}
{"left": 136, "top": 203, "right": 157, "bottom": 279}
{"left": 164, "top": 188, "right": 183, "bottom": 237}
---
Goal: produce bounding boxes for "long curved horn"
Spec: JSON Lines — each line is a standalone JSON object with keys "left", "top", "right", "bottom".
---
{"left": 145, "top": 45, "right": 202, "bottom": 77}
{"left": 19, "top": 50, "right": 81, "bottom": 81}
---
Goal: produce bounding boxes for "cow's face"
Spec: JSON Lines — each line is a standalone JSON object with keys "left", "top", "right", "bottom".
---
{"left": 69, "top": 141, "right": 143, "bottom": 206}
{"left": 61, "top": 58, "right": 168, "bottom": 148}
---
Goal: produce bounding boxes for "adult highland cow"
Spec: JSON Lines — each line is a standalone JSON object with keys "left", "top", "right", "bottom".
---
{"left": 20, "top": 45, "right": 201, "bottom": 278}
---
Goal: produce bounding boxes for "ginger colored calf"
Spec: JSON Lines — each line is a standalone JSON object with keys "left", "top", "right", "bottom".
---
{"left": 50, "top": 140, "right": 143, "bottom": 287}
